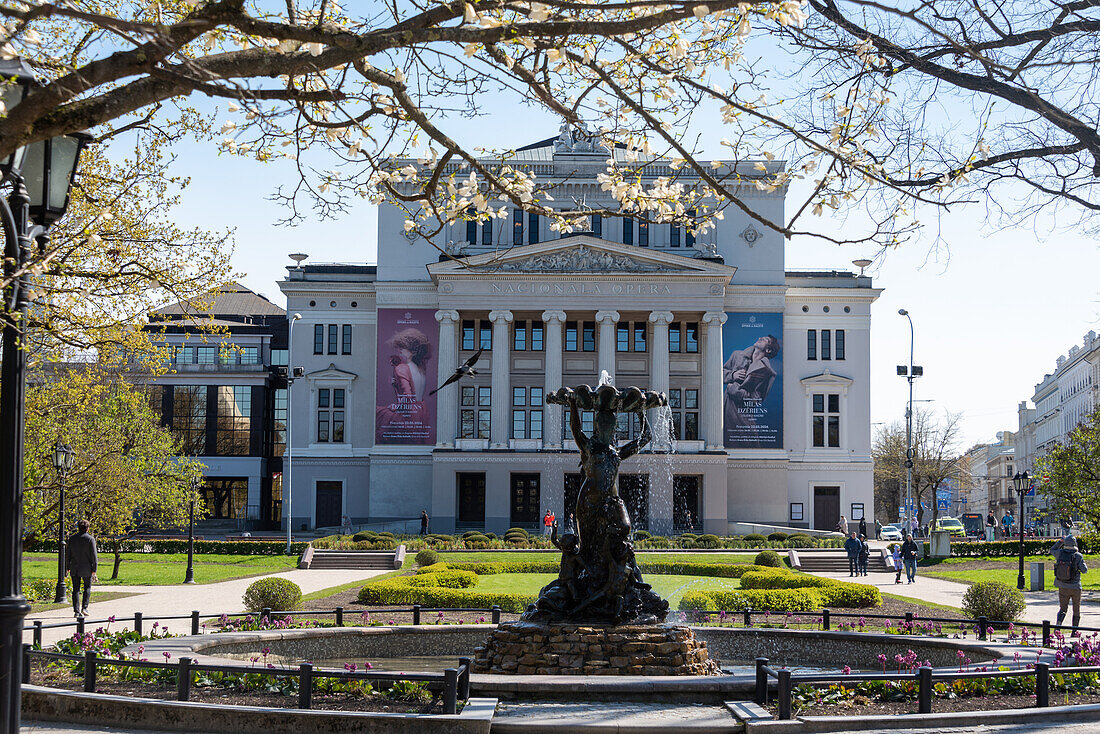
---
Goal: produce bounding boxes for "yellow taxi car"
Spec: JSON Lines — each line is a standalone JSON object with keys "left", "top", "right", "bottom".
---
{"left": 931, "top": 517, "right": 967, "bottom": 538}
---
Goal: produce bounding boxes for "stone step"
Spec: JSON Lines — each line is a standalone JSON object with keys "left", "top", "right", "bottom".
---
{"left": 307, "top": 550, "right": 396, "bottom": 570}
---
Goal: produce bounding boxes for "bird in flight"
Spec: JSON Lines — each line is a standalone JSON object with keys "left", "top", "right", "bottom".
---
{"left": 430, "top": 348, "right": 484, "bottom": 395}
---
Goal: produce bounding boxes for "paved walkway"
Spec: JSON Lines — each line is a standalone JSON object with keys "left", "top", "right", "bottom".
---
{"left": 24, "top": 568, "right": 387, "bottom": 647}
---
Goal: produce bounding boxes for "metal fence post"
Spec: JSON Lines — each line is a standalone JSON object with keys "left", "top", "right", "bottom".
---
{"left": 191, "top": 610, "right": 200, "bottom": 636}
{"left": 134, "top": 612, "right": 143, "bottom": 637}
{"left": 443, "top": 667, "right": 459, "bottom": 714}
{"left": 778, "top": 669, "right": 792, "bottom": 720}
{"left": 458, "top": 657, "right": 472, "bottom": 700}
{"left": 491, "top": 605, "right": 501, "bottom": 625}
{"left": 22, "top": 645, "right": 31, "bottom": 684}
{"left": 413, "top": 604, "right": 421, "bottom": 625}
{"left": 754, "top": 658, "right": 769, "bottom": 705}
{"left": 262, "top": 607, "right": 272, "bottom": 622}
{"left": 917, "top": 666, "right": 932, "bottom": 714}
{"left": 905, "top": 612, "right": 914, "bottom": 632}
{"left": 32, "top": 621, "right": 42, "bottom": 647}
{"left": 76, "top": 617, "right": 85, "bottom": 636}
{"left": 744, "top": 607, "right": 752, "bottom": 627}
{"left": 177, "top": 657, "right": 192, "bottom": 701}
{"left": 822, "top": 609, "right": 830, "bottom": 631}
{"left": 84, "top": 650, "right": 97, "bottom": 692}
{"left": 1042, "top": 620, "right": 1051, "bottom": 647}
{"left": 298, "top": 663, "right": 313, "bottom": 709}
{"left": 335, "top": 606, "right": 344, "bottom": 627}
{"left": 978, "top": 616, "right": 988, "bottom": 641}
{"left": 1036, "top": 662, "right": 1050, "bottom": 707}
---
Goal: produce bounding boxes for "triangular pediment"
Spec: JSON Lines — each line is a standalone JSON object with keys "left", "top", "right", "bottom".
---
{"left": 427, "top": 235, "right": 736, "bottom": 279}
{"left": 306, "top": 363, "right": 358, "bottom": 381}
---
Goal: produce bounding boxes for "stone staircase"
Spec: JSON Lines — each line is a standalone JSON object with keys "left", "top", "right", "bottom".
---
{"left": 790, "top": 550, "right": 854, "bottom": 574}
{"left": 305, "top": 550, "right": 398, "bottom": 570}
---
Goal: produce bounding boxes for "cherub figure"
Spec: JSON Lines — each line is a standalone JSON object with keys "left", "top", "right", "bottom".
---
{"left": 550, "top": 520, "right": 586, "bottom": 602}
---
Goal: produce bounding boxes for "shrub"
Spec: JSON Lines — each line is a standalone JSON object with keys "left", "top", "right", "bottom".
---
{"left": 767, "top": 532, "right": 789, "bottom": 542}
{"left": 415, "top": 548, "right": 440, "bottom": 567}
{"left": 416, "top": 562, "right": 449, "bottom": 574}
{"left": 506, "top": 527, "right": 530, "bottom": 538}
{"left": 681, "top": 588, "right": 824, "bottom": 613}
{"left": 376, "top": 531, "right": 395, "bottom": 538}
{"left": 755, "top": 550, "right": 783, "bottom": 567}
{"left": 352, "top": 531, "right": 376, "bottom": 542}
{"left": 356, "top": 579, "right": 533, "bottom": 612}
{"left": 405, "top": 570, "right": 479, "bottom": 588}
{"left": 680, "top": 533, "right": 698, "bottom": 540}
{"left": 679, "top": 590, "right": 718, "bottom": 611}
{"left": 743, "top": 533, "right": 768, "bottom": 543}
{"left": 633, "top": 530, "right": 652, "bottom": 540}
{"left": 243, "top": 578, "right": 302, "bottom": 613}
{"left": 23, "top": 578, "right": 66, "bottom": 602}
{"left": 786, "top": 533, "right": 814, "bottom": 548}
{"left": 29, "top": 538, "right": 309, "bottom": 556}
{"left": 484, "top": 533, "right": 497, "bottom": 540}
{"left": 462, "top": 533, "right": 493, "bottom": 549}
{"left": 961, "top": 581, "right": 1026, "bottom": 622}
{"left": 693, "top": 534, "right": 722, "bottom": 549}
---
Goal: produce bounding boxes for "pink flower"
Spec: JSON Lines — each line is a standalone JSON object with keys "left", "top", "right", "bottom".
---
{"left": 842, "top": 666, "right": 851, "bottom": 674}
{"left": 163, "top": 652, "right": 171, "bottom": 661}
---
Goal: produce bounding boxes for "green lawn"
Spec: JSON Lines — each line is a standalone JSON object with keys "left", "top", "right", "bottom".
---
{"left": 438, "top": 551, "right": 758, "bottom": 565}
{"left": 22, "top": 552, "right": 300, "bottom": 586}
{"left": 473, "top": 572, "right": 742, "bottom": 608}
{"left": 921, "top": 554, "right": 1100, "bottom": 590}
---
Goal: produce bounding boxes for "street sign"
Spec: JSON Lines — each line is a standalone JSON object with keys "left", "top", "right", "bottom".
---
{"left": 937, "top": 498, "right": 951, "bottom": 512}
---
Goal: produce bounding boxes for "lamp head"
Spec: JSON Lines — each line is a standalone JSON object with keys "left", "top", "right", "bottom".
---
{"left": 292, "top": 313, "right": 302, "bottom": 321}
{"left": 898, "top": 308, "right": 909, "bottom": 316}
{"left": 24, "top": 129, "right": 93, "bottom": 226}
{"left": 289, "top": 253, "right": 308, "bottom": 267}
{"left": 52, "top": 441, "right": 74, "bottom": 472}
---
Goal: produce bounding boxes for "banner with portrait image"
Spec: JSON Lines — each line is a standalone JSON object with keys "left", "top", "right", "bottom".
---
{"left": 375, "top": 309, "right": 438, "bottom": 444}
{"left": 722, "top": 312, "right": 783, "bottom": 448}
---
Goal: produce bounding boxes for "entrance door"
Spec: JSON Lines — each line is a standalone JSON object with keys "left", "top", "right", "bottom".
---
{"left": 316, "top": 481, "right": 343, "bottom": 528}
{"left": 673, "top": 476, "right": 700, "bottom": 533}
{"left": 814, "top": 486, "right": 840, "bottom": 531}
{"left": 619, "top": 474, "right": 649, "bottom": 530}
{"left": 510, "top": 474, "right": 541, "bottom": 527}
{"left": 457, "top": 473, "right": 486, "bottom": 524}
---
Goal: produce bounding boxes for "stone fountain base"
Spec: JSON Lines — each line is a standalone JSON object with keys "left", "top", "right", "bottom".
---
{"left": 472, "top": 622, "right": 722, "bottom": 676}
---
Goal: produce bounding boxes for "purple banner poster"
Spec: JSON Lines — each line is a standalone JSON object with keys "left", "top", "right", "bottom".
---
{"left": 722, "top": 312, "right": 784, "bottom": 449}
{"left": 375, "top": 308, "right": 438, "bottom": 445}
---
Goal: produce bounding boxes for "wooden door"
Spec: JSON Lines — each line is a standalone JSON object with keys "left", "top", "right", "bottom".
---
{"left": 316, "top": 481, "right": 343, "bottom": 528}
{"left": 814, "top": 486, "right": 840, "bottom": 531}
{"left": 510, "top": 474, "right": 541, "bottom": 525}
{"left": 457, "top": 473, "right": 486, "bottom": 523}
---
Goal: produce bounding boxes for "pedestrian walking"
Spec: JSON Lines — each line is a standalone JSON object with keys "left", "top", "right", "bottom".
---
{"left": 910, "top": 516, "right": 919, "bottom": 539}
{"left": 901, "top": 533, "right": 919, "bottom": 583}
{"left": 892, "top": 544, "right": 903, "bottom": 584}
{"left": 858, "top": 516, "right": 867, "bottom": 540}
{"left": 565, "top": 513, "right": 575, "bottom": 534}
{"left": 543, "top": 509, "right": 555, "bottom": 536}
{"left": 836, "top": 515, "right": 848, "bottom": 536}
{"left": 66, "top": 519, "right": 98, "bottom": 618}
{"left": 420, "top": 509, "right": 430, "bottom": 535}
{"left": 844, "top": 531, "right": 861, "bottom": 577}
{"left": 1052, "top": 535, "right": 1089, "bottom": 633}
{"left": 986, "top": 512, "right": 997, "bottom": 542}
{"left": 858, "top": 534, "right": 870, "bottom": 576}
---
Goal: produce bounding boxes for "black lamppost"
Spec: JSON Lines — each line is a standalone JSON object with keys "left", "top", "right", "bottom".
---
{"left": 0, "top": 57, "right": 91, "bottom": 734}
{"left": 896, "top": 309, "right": 922, "bottom": 532}
{"left": 184, "top": 478, "right": 197, "bottom": 584}
{"left": 1013, "top": 471, "right": 1029, "bottom": 590}
{"left": 51, "top": 441, "right": 74, "bottom": 603}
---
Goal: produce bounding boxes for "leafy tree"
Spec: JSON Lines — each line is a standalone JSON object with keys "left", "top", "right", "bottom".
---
{"left": 1035, "top": 407, "right": 1100, "bottom": 531}
{"left": 873, "top": 410, "right": 964, "bottom": 530}
{"left": 22, "top": 360, "right": 204, "bottom": 579}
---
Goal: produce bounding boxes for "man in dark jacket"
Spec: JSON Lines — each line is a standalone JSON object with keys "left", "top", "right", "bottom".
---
{"left": 844, "top": 532, "right": 861, "bottom": 577}
{"left": 66, "top": 519, "right": 98, "bottom": 617}
{"left": 900, "top": 534, "right": 919, "bottom": 584}
{"left": 858, "top": 516, "right": 868, "bottom": 540}
{"left": 1052, "top": 535, "right": 1089, "bottom": 633}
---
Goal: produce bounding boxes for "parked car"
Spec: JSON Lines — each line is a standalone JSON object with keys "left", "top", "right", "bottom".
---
{"left": 931, "top": 517, "right": 967, "bottom": 538}
{"left": 879, "top": 523, "right": 903, "bottom": 541}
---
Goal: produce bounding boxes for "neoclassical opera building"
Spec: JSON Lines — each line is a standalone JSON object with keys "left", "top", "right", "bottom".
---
{"left": 279, "top": 129, "right": 880, "bottom": 535}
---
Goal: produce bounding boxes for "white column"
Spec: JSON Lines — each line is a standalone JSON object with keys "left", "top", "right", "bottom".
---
{"left": 489, "top": 310, "right": 513, "bottom": 448}
{"left": 542, "top": 310, "right": 567, "bottom": 448}
{"left": 648, "top": 311, "right": 675, "bottom": 452}
{"left": 595, "top": 310, "right": 620, "bottom": 383}
{"left": 434, "top": 310, "right": 460, "bottom": 448}
{"left": 702, "top": 311, "right": 728, "bottom": 450}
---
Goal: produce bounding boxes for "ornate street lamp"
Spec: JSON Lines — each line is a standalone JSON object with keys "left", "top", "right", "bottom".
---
{"left": 1014, "top": 471, "right": 1030, "bottom": 590}
{"left": 285, "top": 311, "right": 303, "bottom": 554}
{"left": 51, "top": 441, "right": 74, "bottom": 603}
{"left": 896, "top": 309, "right": 922, "bottom": 534}
{"left": 184, "top": 477, "right": 198, "bottom": 584}
{"left": 0, "top": 57, "right": 92, "bottom": 734}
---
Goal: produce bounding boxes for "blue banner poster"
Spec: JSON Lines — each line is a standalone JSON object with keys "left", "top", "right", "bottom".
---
{"left": 722, "top": 312, "right": 783, "bottom": 449}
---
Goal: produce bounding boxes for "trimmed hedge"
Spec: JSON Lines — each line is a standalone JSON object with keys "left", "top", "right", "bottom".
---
{"left": 680, "top": 588, "right": 824, "bottom": 613}
{"left": 414, "top": 548, "right": 440, "bottom": 567}
{"left": 437, "top": 560, "right": 775, "bottom": 578}
{"left": 404, "top": 570, "right": 478, "bottom": 589}
{"left": 738, "top": 569, "right": 881, "bottom": 608}
{"left": 243, "top": 577, "right": 302, "bottom": 612}
{"left": 356, "top": 576, "right": 533, "bottom": 612}
{"left": 30, "top": 538, "right": 309, "bottom": 556}
{"left": 927, "top": 536, "right": 1097, "bottom": 558}
{"left": 754, "top": 550, "right": 783, "bottom": 567}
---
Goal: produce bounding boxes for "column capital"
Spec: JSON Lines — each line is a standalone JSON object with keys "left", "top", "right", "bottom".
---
{"left": 595, "top": 310, "right": 620, "bottom": 324}
{"left": 488, "top": 309, "right": 513, "bottom": 324}
{"left": 702, "top": 311, "right": 728, "bottom": 326}
{"left": 541, "top": 310, "right": 567, "bottom": 324}
{"left": 435, "top": 309, "right": 460, "bottom": 324}
{"left": 648, "top": 311, "right": 675, "bottom": 326}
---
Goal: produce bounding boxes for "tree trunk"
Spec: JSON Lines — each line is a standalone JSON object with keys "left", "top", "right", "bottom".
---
{"left": 111, "top": 542, "right": 122, "bottom": 580}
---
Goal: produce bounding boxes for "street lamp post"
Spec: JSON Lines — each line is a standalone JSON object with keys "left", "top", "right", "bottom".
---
{"left": 896, "top": 310, "right": 922, "bottom": 534}
{"left": 184, "top": 478, "right": 197, "bottom": 584}
{"left": 1014, "top": 471, "right": 1030, "bottom": 590}
{"left": 285, "top": 312, "right": 302, "bottom": 554}
{"left": 0, "top": 56, "right": 91, "bottom": 734}
{"left": 51, "top": 442, "right": 74, "bottom": 603}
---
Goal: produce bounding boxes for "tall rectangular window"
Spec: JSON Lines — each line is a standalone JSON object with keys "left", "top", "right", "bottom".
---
{"left": 313, "top": 324, "right": 324, "bottom": 354}
{"left": 685, "top": 322, "right": 699, "bottom": 353}
{"left": 462, "top": 320, "right": 476, "bottom": 351}
{"left": 638, "top": 220, "right": 649, "bottom": 247}
{"left": 669, "top": 322, "right": 681, "bottom": 353}
{"left": 514, "top": 320, "right": 527, "bottom": 351}
{"left": 633, "top": 323, "right": 647, "bottom": 352}
{"left": 812, "top": 393, "right": 840, "bottom": 447}
{"left": 835, "top": 329, "right": 845, "bottom": 360}
{"left": 513, "top": 386, "right": 526, "bottom": 407}
{"left": 478, "top": 386, "right": 491, "bottom": 439}
{"left": 528, "top": 212, "right": 540, "bottom": 244}
{"left": 481, "top": 218, "right": 492, "bottom": 245}
{"left": 273, "top": 388, "right": 287, "bottom": 457}
{"left": 466, "top": 208, "right": 477, "bottom": 244}
{"left": 342, "top": 324, "right": 352, "bottom": 355}
{"left": 460, "top": 387, "right": 476, "bottom": 438}
{"left": 565, "top": 321, "right": 578, "bottom": 351}
{"left": 197, "top": 346, "right": 217, "bottom": 364}
{"left": 530, "top": 409, "right": 543, "bottom": 439}
{"left": 582, "top": 321, "right": 596, "bottom": 351}
{"left": 821, "top": 329, "right": 831, "bottom": 360}
{"left": 512, "top": 208, "right": 523, "bottom": 245}
{"left": 531, "top": 321, "right": 544, "bottom": 351}
{"left": 670, "top": 223, "right": 681, "bottom": 247}
{"left": 479, "top": 320, "right": 492, "bottom": 351}
{"left": 327, "top": 324, "right": 338, "bottom": 355}
{"left": 216, "top": 385, "right": 252, "bottom": 456}
{"left": 686, "top": 209, "right": 696, "bottom": 247}
{"left": 592, "top": 214, "right": 602, "bottom": 238}
{"left": 807, "top": 330, "right": 817, "bottom": 360}
{"left": 512, "top": 410, "right": 527, "bottom": 439}
{"left": 172, "top": 385, "right": 207, "bottom": 455}
{"left": 623, "top": 217, "right": 634, "bottom": 246}
{"left": 616, "top": 322, "right": 629, "bottom": 352}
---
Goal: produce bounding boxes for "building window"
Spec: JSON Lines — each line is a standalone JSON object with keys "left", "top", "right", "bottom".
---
{"left": 512, "top": 208, "right": 523, "bottom": 245}
{"left": 313, "top": 324, "right": 324, "bottom": 354}
{"left": 633, "top": 323, "right": 647, "bottom": 352}
{"left": 461, "top": 386, "right": 492, "bottom": 439}
{"left": 790, "top": 502, "right": 804, "bottom": 521}
{"left": 851, "top": 503, "right": 865, "bottom": 520}
{"left": 582, "top": 321, "right": 596, "bottom": 352}
{"left": 513, "top": 386, "right": 526, "bottom": 407}
{"left": 623, "top": 217, "right": 634, "bottom": 246}
{"left": 686, "top": 209, "right": 696, "bottom": 247}
{"left": 342, "top": 324, "right": 352, "bottom": 355}
{"left": 531, "top": 321, "right": 544, "bottom": 351}
{"left": 530, "top": 409, "right": 543, "bottom": 439}
{"left": 512, "top": 410, "right": 526, "bottom": 439}
{"left": 807, "top": 330, "right": 817, "bottom": 360}
{"left": 327, "top": 324, "right": 338, "bottom": 355}
{"left": 617, "top": 322, "right": 629, "bottom": 352}
{"left": 317, "top": 387, "right": 345, "bottom": 443}
{"left": 201, "top": 478, "right": 249, "bottom": 520}
{"left": 565, "top": 321, "right": 578, "bottom": 352}
{"left": 592, "top": 214, "right": 602, "bottom": 237}
{"left": 466, "top": 209, "right": 477, "bottom": 245}
{"left": 197, "top": 346, "right": 217, "bottom": 364}
{"left": 670, "top": 223, "right": 680, "bottom": 247}
{"left": 479, "top": 319, "right": 492, "bottom": 351}
{"left": 528, "top": 212, "right": 540, "bottom": 244}
{"left": 462, "top": 320, "right": 476, "bottom": 351}
{"left": 639, "top": 220, "right": 649, "bottom": 247}
{"left": 812, "top": 392, "right": 840, "bottom": 448}
{"left": 685, "top": 322, "right": 699, "bottom": 353}
{"left": 581, "top": 410, "right": 594, "bottom": 435}
{"left": 510, "top": 386, "right": 543, "bottom": 440}
{"left": 821, "top": 329, "right": 831, "bottom": 360}
{"left": 514, "top": 321, "right": 527, "bottom": 351}
{"left": 216, "top": 385, "right": 252, "bottom": 456}
{"left": 271, "top": 348, "right": 288, "bottom": 367}
{"left": 172, "top": 385, "right": 207, "bottom": 455}
{"left": 240, "top": 346, "right": 259, "bottom": 365}
{"left": 835, "top": 329, "right": 845, "bottom": 360}
{"left": 273, "top": 388, "right": 287, "bottom": 457}
{"left": 669, "top": 322, "right": 681, "bottom": 353}
{"left": 669, "top": 388, "right": 699, "bottom": 440}
{"left": 481, "top": 218, "right": 492, "bottom": 245}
